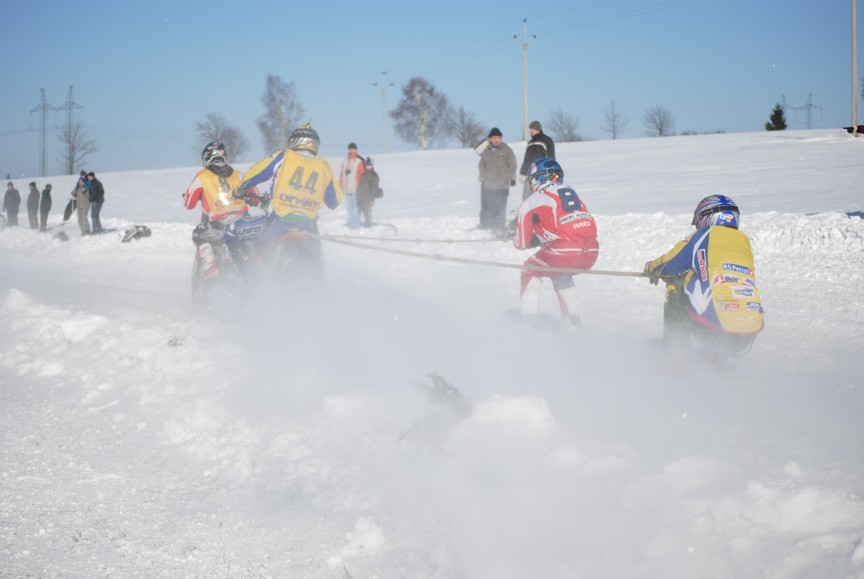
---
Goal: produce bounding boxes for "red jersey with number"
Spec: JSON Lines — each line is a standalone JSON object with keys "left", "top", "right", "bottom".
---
{"left": 514, "top": 182, "right": 598, "bottom": 251}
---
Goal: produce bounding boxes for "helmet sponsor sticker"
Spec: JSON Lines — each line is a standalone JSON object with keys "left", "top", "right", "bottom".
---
{"left": 746, "top": 301, "right": 763, "bottom": 312}
{"left": 719, "top": 301, "right": 740, "bottom": 311}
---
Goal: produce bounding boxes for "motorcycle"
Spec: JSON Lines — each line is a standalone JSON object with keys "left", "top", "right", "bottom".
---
{"left": 191, "top": 203, "right": 324, "bottom": 301}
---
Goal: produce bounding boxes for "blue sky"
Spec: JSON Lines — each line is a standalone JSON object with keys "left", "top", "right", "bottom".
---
{"left": 1, "top": 0, "right": 860, "bottom": 177}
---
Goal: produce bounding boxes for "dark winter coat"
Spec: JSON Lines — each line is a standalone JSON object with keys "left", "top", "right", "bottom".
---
{"left": 88, "top": 176, "right": 105, "bottom": 203}
{"left": 27, "top": 184, "right": 40, "bottom": 212}
{"left": 40, "top": 185, "right": 53, "bottom": 215}
{"left": 520, "top": 131, "right": 556, "bottom": 177}
{"left": 356, "top": 169, "right": 381, "bottom": 204}
{"left": 3, "top": 186, "right": 20, "bottom": 213}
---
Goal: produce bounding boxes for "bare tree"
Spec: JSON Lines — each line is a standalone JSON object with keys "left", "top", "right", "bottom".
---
{"left": 390, "top": 77, "right": 452, "bottom": 150}
{"left": 601, "top": 98, "right": 628, "bottom": 140}
{"left": 257, "top": 75, "right": 304, "bottom": 153}
{"left": 447, "top": 106, "right": 486, "bottom": 148}
{"left": 546, "top": 109, "right": 581, "bottom": 142}
{"left": 643, "top": 105, "right": 675, "bottom": 137}
{"left": 196, "top": 112, "right": 249, "bottom": 162}
{"left": 56, "top": 120, "right": 99, "bottom": 175}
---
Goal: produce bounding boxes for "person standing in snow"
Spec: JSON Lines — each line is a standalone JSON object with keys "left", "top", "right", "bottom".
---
{"left": 26, "top": 182, "right": 40, "bottom": 229}
{"left": 355, "top": 157, "right": 382, "bottom": 228}
{"left": 86, "top": 172, "right": 106, "bottom": 233}
{"left": 183, "top": 141, "right": 248, "bottom": 284}
{"left": 513, "top": 158, "right": 598, "bottom": 332}
{"left": 72, "top": 176, "right": 91, "bottom": 235}
{"left": 643, "top": 194, "right": 764, "bottom": 357}
{"left": 39, "top": 183, "right": 52, "bottom": 232}
{"left": 474, "top": 127, "right": 517, "bottom": 231}
{"left": 235, "top": 123, "right": 343, "bottom": 280}
{"left": 339, "top": 142, "right": 365, "bottom": 229}
{"left": 3, "top": 181, "right": 20, "bottom": 226}
{"left": 519, "top": 120, "right": 556, "bottom": 200}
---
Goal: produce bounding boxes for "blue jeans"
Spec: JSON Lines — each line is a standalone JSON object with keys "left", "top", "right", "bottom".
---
{"left": 90, "top": 201, "right": 104, "bottom": 233}
{"left": 344, "top": 194, "right": 360, "bottom": 229}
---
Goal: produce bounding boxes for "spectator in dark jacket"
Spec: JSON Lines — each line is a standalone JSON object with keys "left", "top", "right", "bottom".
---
{"left": 356, "top": 157, "right": 382, "bottom": 228}
{"left": 3, "top": 182, "right": 20, "bottom": 226}
{"left": 39, "top": 184, "right": 52, "bottom": 232}
{"left": 87, "top": 171, "right": 105, "bottom": 233}
{"left": 26, "top": 182, "right": 40, "bottom": 229}
{"left": 519, "top": 121, "right": 556, "bottom": 200}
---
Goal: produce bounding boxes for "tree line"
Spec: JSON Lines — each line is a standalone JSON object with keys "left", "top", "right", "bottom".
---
{"left": 62, "top": 73, "right": 830, "bottom": 173}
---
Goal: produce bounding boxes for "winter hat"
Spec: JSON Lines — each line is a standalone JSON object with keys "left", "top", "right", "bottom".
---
{"left": 488, "top": 127, "right": 503, "bottom": 138}
{"left": 29, "top": 181, "right": 36, "bottom": 187}
{"left": 80, "top": 171, "right": 87, "bottom": 177}
{"left": 87, "top": 172, "right": 95, "bottom": 177}
{"left": 365, "top": 157, "right": 374, "bottom": 166}
{"left": 529, "top": 120, "right": 542, "bottom": 131}
{"left": 348, "top": 142, "right": 357, "bottom": 150}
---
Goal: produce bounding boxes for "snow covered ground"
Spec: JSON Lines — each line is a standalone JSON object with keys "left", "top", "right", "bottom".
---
{"left": 1, "top": 129, "right": 863, "bottom": 578}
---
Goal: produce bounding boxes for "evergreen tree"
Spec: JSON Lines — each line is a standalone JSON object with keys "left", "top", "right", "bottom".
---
{"left": 764, "top": 103, "right": 787, "bottom": 131}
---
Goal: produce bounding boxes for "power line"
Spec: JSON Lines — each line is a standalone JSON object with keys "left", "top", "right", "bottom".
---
{"left": 796, "top": 93, "right": 823, "bottom": 129}
{"left": 29, "top": 88, "right": 60, "bottom": 177}
{"left": 57, "top": 86, "right": 84, "bottom": 174}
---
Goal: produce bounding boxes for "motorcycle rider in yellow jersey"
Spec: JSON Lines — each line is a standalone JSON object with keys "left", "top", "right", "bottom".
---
{"left": 644, "top": 195, "right": 764, "bottom": 358}
{"left": 234, "top": 123, "right": 343, "bottom": 280}
{"left": 184, "top": 141, "right": 247, "bottom": 283}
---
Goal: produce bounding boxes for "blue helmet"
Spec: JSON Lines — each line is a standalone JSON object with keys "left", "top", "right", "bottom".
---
{"left": 529, "top": 157, "right": 563, "bottom": 191}
{"left": 692, "top": 194, "right": 740, "bottom": 229}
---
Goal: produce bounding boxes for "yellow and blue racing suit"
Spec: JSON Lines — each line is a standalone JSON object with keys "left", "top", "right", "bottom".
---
{"left": 645, "top": 224, "right": 764, "bottom": 335}
{"left": 238, "top": 149, "right": 343, "bottom": 232}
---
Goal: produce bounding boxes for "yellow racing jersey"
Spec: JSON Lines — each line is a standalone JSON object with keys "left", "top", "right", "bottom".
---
{"left": 239, "top": 150, "right": 343, "bottom": 223}
{"left": 184, "top": 166, "right": 246, "bottom": 222}
{"left": 646, "top": 225, "right": 764, "bottom": 334}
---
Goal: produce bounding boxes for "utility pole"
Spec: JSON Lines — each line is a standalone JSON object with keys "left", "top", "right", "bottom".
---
{"left": 853, "top": 0, "right": 859, "bottom": 135}
{"left": 29, "top": 88, "right": 57, "bottom": 177}
{"left": 514, "top": 19, "right": 536, "bottom": 141}
{"left": 373, "top": 71, "right": 394, "bottom": 153}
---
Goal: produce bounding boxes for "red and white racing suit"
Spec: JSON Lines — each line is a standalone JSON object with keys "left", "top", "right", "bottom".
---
{"left": 513, "top": 181, "right": 599, "bottom": 321}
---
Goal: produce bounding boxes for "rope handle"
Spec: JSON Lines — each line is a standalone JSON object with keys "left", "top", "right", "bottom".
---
{"left": 316, "top": 233, "right": 647, "bottom": 278}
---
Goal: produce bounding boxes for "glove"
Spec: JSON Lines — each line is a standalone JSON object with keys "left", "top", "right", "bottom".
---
{"left": 510, "top": 180, "right": 516, "bottom": 187}
{"left": 644, "top": 262, "right": 659, "bottom": 285}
